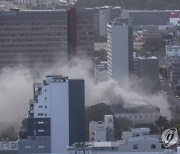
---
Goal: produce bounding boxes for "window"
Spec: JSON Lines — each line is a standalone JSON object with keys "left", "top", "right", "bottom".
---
{"left": 161, "top": 144, "right": 165, "bottom": 149}
{"left": 38, "top": 113, "right": 44, "bottom": 116}
{"left": 151, "top": 144, "right": 156, "bottom": 149}
{"left": 133, "top": 144, "right": 138, "bottom": 149}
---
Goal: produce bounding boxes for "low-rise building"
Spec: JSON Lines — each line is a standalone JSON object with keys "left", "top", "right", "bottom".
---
{"left": 114, "top": 105, "right": 161, "bottom": 124}
{"left": 143, "top": 25, "right": 161, "bottom": 40}
{"left": 133, "top": 56, "right": 159, "bottom": 93}
{"left": 169, "top": 11, "right": 180, "bottom": 26}
{"left": 68, "top": 128, "right": 169, "bottom": 154}
{"left": 89, "top": 115, "right": 114, "bottom": 142}
{"left": 0, "top": 141, "right": 18, "bottom": 154}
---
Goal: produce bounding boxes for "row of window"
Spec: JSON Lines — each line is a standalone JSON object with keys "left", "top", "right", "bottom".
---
{"left": 0, "top": 21, "right": 67, "bottom": 26}
{"left": 39, "top": 105, "right": 47, "bottom": 108}
{"left": 37, "top": 113, "right": 47, "bottom": 116}
{"left": 0, "top": 38, "right": 67, "bottom": 42}
{"left": 119, "top": 114, "right": 159, "bottom": 119}
{"left": 0, "top": 27, "right": 67, "bottom": 31}
{"left": 133, "top": 144, "right": 156, "bottom": 149}
{"left": 0, "top": 43, "right": 65, "bottom": 48}
{"left": 0, "top": 32, "right": 67, "bottom": 37}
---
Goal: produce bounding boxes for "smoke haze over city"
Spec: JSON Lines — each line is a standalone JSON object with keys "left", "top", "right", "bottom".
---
{"left": 0, "top": 57, "right": 171, "bottom": 127}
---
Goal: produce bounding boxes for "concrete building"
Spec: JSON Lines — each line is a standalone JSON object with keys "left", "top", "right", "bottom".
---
{"left": 133, "top": 41, "right": 144, "bottom": 51}
{"left": 67, "top": 8, "right": 94, "bottom": 57}
{"left": 94, "top": 42, "right": 108, "bottom": 51}
{"left": 168, "top": 61, "right": 180, "bottom": 96}
{"left": 107, "top": 18, "right": 133, "bottom": 82}
{"left": 68, "top": 128, "right": 168, "bottom": 154}
{"left": 89, "top": 115, "right": 114, "bottom": 142}
{"left": 143, "top": 25, "right": 161, "bottom": 40}
{"left": 93, "top": 6, "right": 121, "bottom": 37}
{"left": 18, "top": 75, "right": 85, "bottom": 154}
{"left": 0, "top": 10, "right": 68, "bottom": 68}
{"left": 0, "top": 8, "right": 94, "bottom": 69}
{"left": 89, "top": 121, "right": 107, "bottom": 142}
{"left": 0, "top": 141, "right": 18, "bottom": 154}
{"left": 133, "top": 56, "right": 159, "bottom": 92}
{"left": 95, "top": 61, "right": 108, "bottom": 83}
{"left": 122, "top": 10, "right": 170, "bottom": 26}
{"left": 115, "top": 105, "right": 161, "bottom": 124}
{"left": 166, "top": 45, "right": 180, "bottom": 57}
{"left": 169, "top": 11, "right": 180, "bottom": 26}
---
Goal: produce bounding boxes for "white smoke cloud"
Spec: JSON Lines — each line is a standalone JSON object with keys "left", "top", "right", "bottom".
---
{"left": 0, "top": 57, "right": 171, "bottom": 127}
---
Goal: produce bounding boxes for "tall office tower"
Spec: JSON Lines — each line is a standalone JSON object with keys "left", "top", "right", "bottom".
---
{"left": 0, "top": 8, "right": 94, "bottom": 69}
{"left": 68, "top": 8, "right": 94, "bottom": 57}
{"left": 107, "top": 18, "right": 133, "bottom": 82}
{"left": 0, "top": 10, "right": 68, "bottom": 68}
{"left": 133, "top": 56, "right": 159, "bottom": 92}
{"left": 94, "top": 6, "right": 121, "bottom": 37}
{"left": 18, "top": 75, "right": 85, "bottom": 154}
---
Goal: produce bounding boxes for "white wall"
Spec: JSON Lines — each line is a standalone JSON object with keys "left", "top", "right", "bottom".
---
{"left": 50, "top": 81, "right": 69, "bottom": 154}
{"left": 34, "top": 85, "right": 51, "bottom": 118}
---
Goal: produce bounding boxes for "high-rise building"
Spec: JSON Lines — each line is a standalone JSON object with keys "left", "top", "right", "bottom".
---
{"left": 0, "top": 8, "right": 94, "bottom": 69}
{"left": 68, "top": 8, "right": 94, "bottom": 57}
{"left": 121, "top": 10, "right": 170, "bottom": 26}
{"left": 133, "top": 56, "right": 159, "bottom": 92}
{"left": 93, "top": 6, "right": 121, "bottom": 37}
{"left": 107, "top": 18, "right": 133, "bottom": 82}
{"left": 18, "top": 75, "right": 85, "bottom": 154}
{"left": 0, "top": 10, "right": 68, "bottom": 68}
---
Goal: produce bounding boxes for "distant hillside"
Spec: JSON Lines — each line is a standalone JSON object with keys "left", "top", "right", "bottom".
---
{"left": 75, "top": 0, "right": 180, "bottom": 10}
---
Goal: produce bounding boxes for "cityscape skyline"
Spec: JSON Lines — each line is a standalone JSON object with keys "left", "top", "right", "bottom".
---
{"left": 0, "top": 0, "right": 180, "bottom": 154}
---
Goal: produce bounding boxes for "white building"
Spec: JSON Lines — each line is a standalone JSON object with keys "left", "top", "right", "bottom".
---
{"left": 107, "top": 18, "right": 133, "bottom": 83}
{"left": 115, "top": 112, "right": 160, "bottom": 124}
{"left": 89, "top": 121, "right": 107, "bottom": 142}
{"left": 114, "top": 105, "right": 161, "bottom": 124}
{"left": 0, "top": 141, "right": 18, "bottom": 151}
{"left": 169, "top": 11, "right": 180, "bottom": 26}
{"left": 19, "top": 75, "right": 85, "bottom": 154}
{"left": 166, "top": 45, "right": 180, "bottom": 57}
{"left": 68, "top": 128, "right": 173, "bottom": 154}
{"left": 89, "top": 115, "right": 114, "bottom": 142}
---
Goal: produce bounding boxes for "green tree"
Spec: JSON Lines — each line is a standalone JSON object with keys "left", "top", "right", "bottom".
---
{"left": 114, "top": 117, "right": 133, "bottom": 139}
{"left": 141, "top": 38, "right": 166, "bottom": 55}
{"left": 155, "top": 116, "right": 169, "bottom": 132}
{"left": 159, "top": 66, "right": 167, "bottom": 79}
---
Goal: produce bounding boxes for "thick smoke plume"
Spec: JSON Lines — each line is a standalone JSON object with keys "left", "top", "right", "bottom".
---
{"left": 0, "top": 57, "right": 171, "bottom": 129}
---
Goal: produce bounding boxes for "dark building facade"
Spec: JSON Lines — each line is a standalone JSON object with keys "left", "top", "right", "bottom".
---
{"left": 0, "top": 8, "right": 94, "bottom": 69}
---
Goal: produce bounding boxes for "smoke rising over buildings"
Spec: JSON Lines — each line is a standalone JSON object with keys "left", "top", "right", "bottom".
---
{"left": 0, "top": 58, "right": 171, "bottom": 127}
